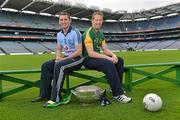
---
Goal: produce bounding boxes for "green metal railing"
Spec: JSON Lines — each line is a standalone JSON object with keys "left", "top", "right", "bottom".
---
{"left": 124, "top": 62, "right": 180, "bottom": 91}
{"left": 0, "top": 62, "right": 180, "bottom": 99}
{"left": 0, "top": 69, "right": 40, "bottom": 99}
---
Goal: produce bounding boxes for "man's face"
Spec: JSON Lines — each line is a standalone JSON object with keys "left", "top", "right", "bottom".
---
{"left": 59, "top": 15, "right": 71, "bottom": 30}
{"left": 92, "top": 14, "right": 103, "bottom": 31}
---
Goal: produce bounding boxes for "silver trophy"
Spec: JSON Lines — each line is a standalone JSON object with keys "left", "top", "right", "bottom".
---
{"left": 71, "top": 85, "right": 105, "bottom": 105}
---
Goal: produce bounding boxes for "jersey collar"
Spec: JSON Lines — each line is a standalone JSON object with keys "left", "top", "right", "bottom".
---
{"left": 60, "top": 26, "right": 72, "bottom": 36}
{"left": 91, "top": 27, "right": 100, "bottom": 34}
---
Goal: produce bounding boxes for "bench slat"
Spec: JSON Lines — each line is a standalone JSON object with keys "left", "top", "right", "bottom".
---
{"left": 0, "top": 69, "right": 40, "bottom": 74}
{"left": 125, "top": 62, "right": 180, "bottom": 68}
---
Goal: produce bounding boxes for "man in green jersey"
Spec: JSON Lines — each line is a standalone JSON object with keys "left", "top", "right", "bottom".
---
{"left": 82, "top": 11, "right": 132, "bottom": 103}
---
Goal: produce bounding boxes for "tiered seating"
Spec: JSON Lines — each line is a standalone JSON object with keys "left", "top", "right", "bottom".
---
{"left": 0, "top": 49, "right": 5, "bottom": 54}
{"left": 165, "top": 17, "right": 180, "bottom": 29}
{"left": 149, "top": 40, "right": 175, "bottom": 49}
{"left": 106, "top": 43, "right": 123, "bottom": 51}
{"left": 136, "top": 21, "right": 150, "bottom": 30}
{"left": 106, "top": 40, "right": 180, "bottom": 51}
{"left": 39, "top": 42, "right": 56, "bottom": 52}
{"left": 138, "top": 41, "right": 160, "bottom": 50}
{"left": 165, "top": 40, "right": 180, "bottom": 49}
{"left": 20, "top": 42, "right": 50, "bottom": 53}
{"left": 122, "top": 22, "right": 137, "bottom": 31}
{"left": 72, "top": 20, "right": 90, "bottom": 32}
{"left": 0, "top": 41, "right": 31, "bottom": 54}
{"left": 0, "top": 10, "right": 180, "bottom": 54}
{"left": 149, "top": 19, "right": 164, "bottom": 30}
{"left": 0, "top": 11, "right": 14, "bottom": 25}
{"left": 135, "top": 42, "right": 148, "bottom": 50}
{"left": 102, "top": 22, "right": 121, "bottom": 33}
{"left": 0, "top": 10, "right": 180, "bottom": 32}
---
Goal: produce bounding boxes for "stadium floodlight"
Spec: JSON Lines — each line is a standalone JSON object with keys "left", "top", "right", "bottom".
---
{"left": 40, "top": 12, "right": 52, "bottom": 16}
{"left": 135, "top": 18, "right": 148, "bottom": 21}
{"left": 105, "top": 20, "right": 117, "bottom": 22}
{"left": 119, "top": 19, "right": 132, "bottom": 22}
{"left": 1, "top": 8, "right": 18, "bottom": 12}
{"left": 167, "top": 13, "right": 178, "bottom": 17}
{"left": 150, "top": 16, "right": 163, "bottom": 19}
{"left": 80, "top": 18, "right": 89, "bottom": 21}
{"left": 21, "top": 10, "right": 36, "bottom": 15}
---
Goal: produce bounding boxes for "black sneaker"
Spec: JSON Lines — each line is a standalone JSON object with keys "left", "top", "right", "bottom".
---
{"left": 31, "top": 96, "right": 47, "bottom": 102}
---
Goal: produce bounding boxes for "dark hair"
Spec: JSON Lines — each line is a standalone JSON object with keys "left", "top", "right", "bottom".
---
{"left": 59, "top": 12, "right": 71, "bottom": 19}
{"left": 92, "top": 10, "right": 103, "bottom": 20}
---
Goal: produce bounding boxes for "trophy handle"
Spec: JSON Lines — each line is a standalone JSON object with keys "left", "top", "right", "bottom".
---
{"left": 71, "top": 90, "right": 79, "bottom": 96}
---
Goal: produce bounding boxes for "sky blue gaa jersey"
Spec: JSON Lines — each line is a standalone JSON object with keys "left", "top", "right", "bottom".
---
{"left": 57, "top": 26, "right": 82, "bottom": 56}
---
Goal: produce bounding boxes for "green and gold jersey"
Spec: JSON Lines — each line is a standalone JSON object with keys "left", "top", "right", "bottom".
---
{"left": 82, "top": 27, "right": 106, "bottom": 57}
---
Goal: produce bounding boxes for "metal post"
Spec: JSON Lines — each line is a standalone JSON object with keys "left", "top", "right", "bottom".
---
{"left": 125, "top": 68, "right": 132, "bottom": 92}
{"left": 0, "top": 76, "right": 2, "bottom": 99}
{"left": 66, "top": 75, "right": 70, "bottom": 94}
{"left": 176, "top": 66, "right": 180, "bottom": 84}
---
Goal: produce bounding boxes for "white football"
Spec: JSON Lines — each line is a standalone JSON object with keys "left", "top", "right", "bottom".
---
{"left": 143, "top": 93, "right": 162, "bottom": 112}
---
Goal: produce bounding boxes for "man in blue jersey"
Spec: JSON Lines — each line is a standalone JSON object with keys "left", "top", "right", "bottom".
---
{"left": 32, "top": 12, "right": 83, "bottom": 106}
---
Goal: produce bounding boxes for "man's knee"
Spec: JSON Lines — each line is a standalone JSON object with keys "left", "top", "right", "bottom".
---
{"left": 118, "top": 57, "right": 124, "bottom": 65}
{"left": 103, "top": 59, "right": 114, "bottom": 69}
{"left": 41, "top": 60, "right": 54, "bottom": 69}
{"left": 54, "top": 63, "right": 61, "bottom": 70}
{"left": 41, "top": 62, "right": 49, "bottom": 70}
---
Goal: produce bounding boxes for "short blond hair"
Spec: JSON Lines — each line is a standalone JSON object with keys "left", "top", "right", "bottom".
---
{"left": 92, "top": 10, "right": 103, "bottom": 20}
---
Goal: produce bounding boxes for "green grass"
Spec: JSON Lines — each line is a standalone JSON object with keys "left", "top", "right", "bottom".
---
{"left": 0, "top": 50, "right": 180, "bottom": 120}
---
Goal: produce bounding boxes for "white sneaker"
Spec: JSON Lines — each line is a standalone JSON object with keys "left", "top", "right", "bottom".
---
{"left": 43, "top": 100, "right": 56, "bottom": 107}
{"left": 113, "top": 94, "right": 132, "bottom": 103}
{"left": 109, "top": 87, "right": 126, "bottom": 94}
{"left": 47, "top": 100, "right": 56, "bottom": 104}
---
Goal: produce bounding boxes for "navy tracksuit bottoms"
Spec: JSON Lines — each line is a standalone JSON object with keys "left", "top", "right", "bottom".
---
{"left": 83, "top": 57, "right": 124, "bottom": 96}
{"left": 39, "top": 56, "right": 84, "bottom": 102}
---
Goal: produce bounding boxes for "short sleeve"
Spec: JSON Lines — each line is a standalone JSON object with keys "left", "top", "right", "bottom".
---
{"left": 102, "top": 40, "right": 106, "bottom": 46}
{"left": 57, "top": 32, "right": 62, "bottom": 45}
{"left": 100, "top": 32, "right": 106, "bottom": 46}
{"left": 84, "top": 32, "right": 93, "bottom": 47}
{"left": 74, "top": 29, "right": 82, "bottom": 45}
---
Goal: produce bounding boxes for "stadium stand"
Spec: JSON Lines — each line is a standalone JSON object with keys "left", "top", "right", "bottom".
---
{"left": 0, "top": 0, "right": 180, "bottom": 54}
{"left": 165, "top": 40, "right": 180, "bottom": 49}
{"left": 19, "top": 41, "right": 51, "bottom": 53}
{"left": 39, "top": 41, "right": 56, "bottom": 52}
{"left": 0, "top": 41, "right": 31, "bottom": 54}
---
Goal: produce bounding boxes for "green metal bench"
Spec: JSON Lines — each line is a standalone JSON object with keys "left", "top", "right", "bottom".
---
{"left": 0, "top": 62, "right": 180, "bottom": 99}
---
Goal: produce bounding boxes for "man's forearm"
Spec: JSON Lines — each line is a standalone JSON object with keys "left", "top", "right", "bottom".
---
{"left": 88, "top": 51, "right": 111, "bottom": 60}
{"left": 66, "top": 50, "right": 81, "bottom": 59}
{"left": 55, "top": 45, "right": 62, "bottom": 59}
{"left": 103, "top": 48, "right": 115, "bottom": 57}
